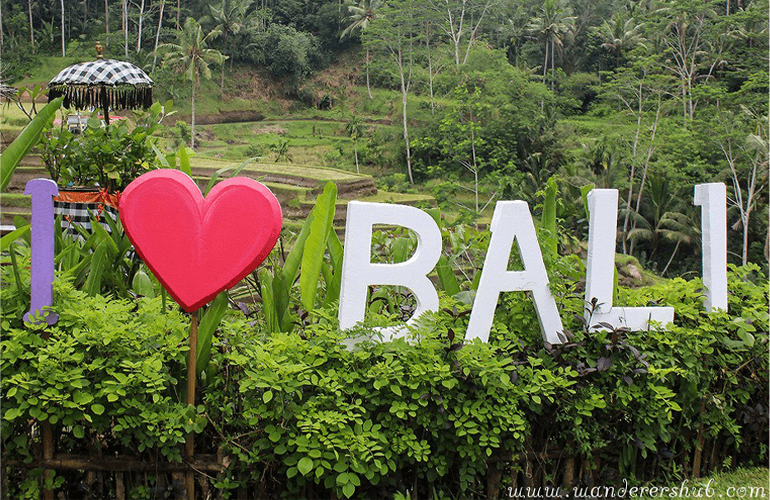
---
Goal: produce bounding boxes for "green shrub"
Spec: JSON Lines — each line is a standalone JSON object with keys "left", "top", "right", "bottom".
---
{"left": 39, "top": 102, "right": 167, "bottom": 192}
{"left": 1, "top": 280, "right": 200, "bottom": 498}
{"left": 1, "top": 228, "right": 767, "bottom": 498}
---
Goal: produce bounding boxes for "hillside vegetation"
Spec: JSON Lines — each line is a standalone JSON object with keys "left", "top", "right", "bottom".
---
{"left": 2, "top": 0, "right": 768, "bottom": 276}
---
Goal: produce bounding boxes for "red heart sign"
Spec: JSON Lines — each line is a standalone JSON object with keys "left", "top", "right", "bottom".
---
{"left": 119, "top": 169, "right": 282, "bottom": 312}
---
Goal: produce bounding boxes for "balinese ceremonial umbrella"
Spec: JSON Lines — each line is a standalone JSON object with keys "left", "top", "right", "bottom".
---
{"left": 47, "top": 43, "right": 153, "bottom": 126}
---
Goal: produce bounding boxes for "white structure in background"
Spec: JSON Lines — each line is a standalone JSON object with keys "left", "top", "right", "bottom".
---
{"left": 339, "top": 201, "right": 442, "bottom": 345}
{"left": 465, "top": 201, "right": 563, "bottom": 344}
{"left": 584, "top": 189, "right": 675, "bottom": 330}
{"left": 694, "top": 183, "right": 728, "bottom": 312}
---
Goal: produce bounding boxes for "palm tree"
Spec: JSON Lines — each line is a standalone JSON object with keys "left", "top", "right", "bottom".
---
{"left": 205, "top": 0, "right": 257, "bottom": 89}
{"left": 527, "top": 0, "right": 576, "bottom": 90}
{"left": 500, "top": 11, "right": 528, "bottom": 67}
{"left": 345, "top": 116, "right": 365, "bottom": 173}
{"left": 341, "top": 0, "right": 383, "bottom": 99}
{"left": 600, "top": 13, "right": 645, "bottom": 68}
{"left": 623, "top": 175, "right": 684, "bottom": 260}
{"left": 161, "top": 18, "right": 226, "bottom": 148}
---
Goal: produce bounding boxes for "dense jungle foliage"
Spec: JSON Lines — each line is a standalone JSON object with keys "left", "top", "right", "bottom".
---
{"left": 1, "top": 0, "right": 768, "bottom": 275}
{"left": 1, "top": 0, "right": 768, "bottom": 496}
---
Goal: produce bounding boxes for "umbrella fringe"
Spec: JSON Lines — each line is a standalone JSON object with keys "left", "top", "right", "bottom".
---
{"left": 49, "top": 85, "right": 153, "bottom": 115}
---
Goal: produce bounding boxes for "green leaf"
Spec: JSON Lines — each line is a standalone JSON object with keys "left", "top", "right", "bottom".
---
{"left": 152, "top": 144, "right": 171, "bottom": 167}
{"left": 436, "top": 255, "right": 460, "bottom": 296}
{"left": 83, "top": 242, "right": 109, "bottom": 296}
{"left": 580, "top": 183, "right": 595, "bottom": 221}
{"left": 272, "top": 271, "right": 293, "bottom": 332}
{"left": 0, "top": 225, "right": 31, "bottom": 252}
{"left": 203, "top": 157, "right": 255, "bottom": 196}
{"left": 91, "top": 404, "right": 105, "bottom": 415}
{"left": 3, "top": 408, "right": 22, "bottom": 421}
{"left": 259, "top": 268, "right": 279, "bottom": 333}
{"left": 132, "top": 270, "right": 155, "bottom": 297}
{"left": 73, "top": 425, "right": 85, "bottom": 439}
{"left": 7, "top": 243, "right": 25, "bottom": 310}
{"left": 196, "top": 291, "right": 229, "bottom": 375}
{"left": 283, "top": 212, "right": 315, "bottom": 285}
{"left": 297, "top": 457, "right": 314, "bottom": 476}
{"left": 342, "top": 482, "right": 355, "bottom": 498}
{"left": 543, "top": 175, "right": 558, "bottom": 259}
{"left": 1, "top": 97, "right": 63, "bottom": 191}
{"left": 263, "top": 390, "right": 274, "bottom": 403}
{"left": 323, "top": 229, "right": 345, "bottom": 307}
{"left": 177, "top": 145, "right": 193, "bottom": 176}
{"left": 300, "top": 182, "right": 337, "bottom": 311}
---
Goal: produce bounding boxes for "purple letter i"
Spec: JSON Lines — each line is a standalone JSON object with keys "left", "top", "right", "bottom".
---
{"left": 23, "top": 179, "right": 59, "bottom": 325}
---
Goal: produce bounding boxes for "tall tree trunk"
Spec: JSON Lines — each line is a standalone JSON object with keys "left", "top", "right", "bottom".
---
{"left": 427, "top": 49, "right": 435, "bottom": 113}
{"left": 629, "top": 93, "right": 662, "bottom": 255}
{"left": 365, "top": 48, "right": 372, "bottom": 100}
{"left": 742, "top": 210, "right": 751, "bottom": 265}
{"left": 105, "top": 0, "right": 109, "bottom": 41}
{"left": 176, "top": 0, "right": 180, "bottom": 28}
{"left": 0, "top": 1, "right": 4, "bottom": 53}
{"left": 28, "top": 0, "right": 35, "bottom": 52}
{"left": 542, "top": 39, "right": 549, "bottom": 85}
{"left": 661, "top": 239, "right": 682, "bottom": 276}
{"left": 220, "top": 32, "right": 227, "bottom": 89}
{"left": 550, "top": 37, "right": 557, "bottom": 90}
{"left": 622, "top": 82, "right": 645, "bottom": 254}
{"left": 191, "top": 77, "right": 196, "bottom": 149}
{"left": 61, "top": 0, "right": 66, "bottom": 56}
{"left": 137, "top": 0, "right": 145, "bottom": 52}
{"left": 152, "top": 0, "right": 165, "bottom": 73}
{"left": 123, "top": 0, "right": 128, "bottom": 57}
{"left": 397, "top": 48, "right": 413, "bottom": 184}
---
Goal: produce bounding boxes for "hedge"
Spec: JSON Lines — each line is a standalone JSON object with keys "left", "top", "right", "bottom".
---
{"left": 1, "top": 253, "right": 767, "bottom": 498}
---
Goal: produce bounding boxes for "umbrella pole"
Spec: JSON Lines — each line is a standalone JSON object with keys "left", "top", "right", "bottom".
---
{"left": 101, "top": 86, "right": 110, "bottom": 129}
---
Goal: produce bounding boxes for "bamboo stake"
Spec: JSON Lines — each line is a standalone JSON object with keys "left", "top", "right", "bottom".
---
{"left": 41, "top": 326, "right": 54, "bottom": 500}
{"left": 186, "top": 310, "right": 199, "bottom": 500}
{"left": 42, "top": 421, "right": 53, "bottom": 500}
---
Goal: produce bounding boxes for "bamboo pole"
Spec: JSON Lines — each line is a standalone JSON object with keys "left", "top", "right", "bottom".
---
{"left": 42, "top": 326, "right": 54, "bottom": 500}
{"left": 42, "top": 421, "right": 53, "bottom": 500}
{"left": 186, "top": 310, "right": 199, "bottom": 500}
{"left": 7, "top": 455, "right": 222, "bottom": 472}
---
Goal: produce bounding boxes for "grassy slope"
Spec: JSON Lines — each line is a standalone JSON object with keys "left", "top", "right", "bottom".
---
{"left": 636, "top": 467, "right": 769, "bottom": 499}
{"left": 4, "top": 51, "right": 645, "bottom": 228}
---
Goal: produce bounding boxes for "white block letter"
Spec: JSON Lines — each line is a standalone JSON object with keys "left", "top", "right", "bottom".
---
{"left": 694, "top": 183, "right": 728, "bottom": 312}
{"left": 338, "top": 201, "right": 441, "bottom": 342}
{"left": 466, "top": 201, "right": 564, "bottom": 344}
{"left": 585, "top": 189, "right": 674, "bottom": 330}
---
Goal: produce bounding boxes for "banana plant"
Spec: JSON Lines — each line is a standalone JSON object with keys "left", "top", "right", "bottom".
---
{"left": 1, "top": 97, "right": 63, "bottom": 191}
{"left": 258, "top": 181, "right": 341, "bottom": 332}
{"left": 542, "top": 175, "right": 559, "bottom": 259}
{"left": 426, "top": 208, "right": 461, "bottom": 297}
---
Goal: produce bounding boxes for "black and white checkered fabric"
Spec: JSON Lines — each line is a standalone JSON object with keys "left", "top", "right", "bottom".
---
{"left": 55, "top": 201, "right": 119, "bottom": 232}
{"left": 49, "top": 59, "right": 153, "bottom": 87}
